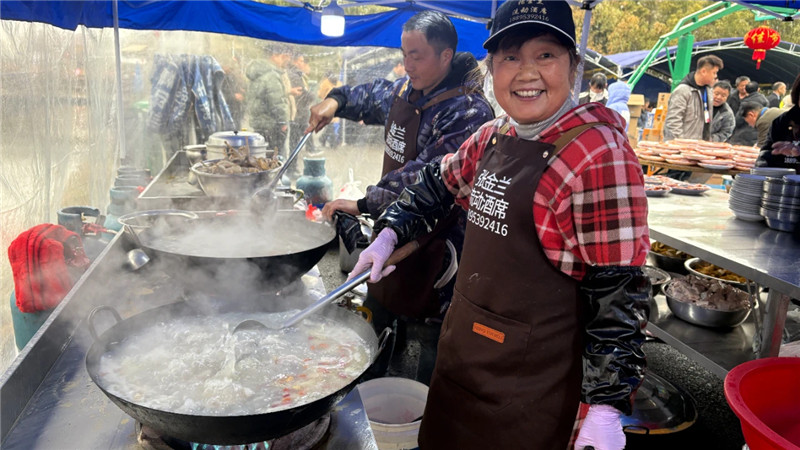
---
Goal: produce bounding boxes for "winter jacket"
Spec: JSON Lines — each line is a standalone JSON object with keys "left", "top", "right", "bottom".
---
{"left": 245, "top": 59, "right": 289, "bottom": 150}
{"left": 738, "top": 92, "right": 769, "bottom": 113}
{"left": 710, "top": 102, "right": 735, "bottom": 143}
{"left": 663, "top": 72, "right": 713, "bottom": 141}
{"left": 326, "top": 52, "right": 495, "bottom": 220}
{"left": 756, "top": 107, "right": 786, "bottom": 148}
{"left": 767, "top": 92, "right": 781, "bottom": 108}
{"left": 757, "top": 106, "right": 800, "bottom": 170}
{"left": 606, "top": 82, "right": 631, "bottom": 132}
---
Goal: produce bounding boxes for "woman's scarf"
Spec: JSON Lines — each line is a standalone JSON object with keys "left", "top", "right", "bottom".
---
{"left": 510, "top": 96, "right": 577, "bottom": 141}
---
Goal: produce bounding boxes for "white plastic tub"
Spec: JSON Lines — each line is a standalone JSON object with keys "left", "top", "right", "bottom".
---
{"left": 357, "top": 377, "right": 429, "bottom": 450}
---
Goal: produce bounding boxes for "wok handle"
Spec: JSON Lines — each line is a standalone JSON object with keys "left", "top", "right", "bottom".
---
{"left": 376, "top": 327, "right": 392, "bottom": 355}
{"left": 385, "top": 239, "right": 420, "bottom": 267}
{"left": 278, "top": 240, "right": 420, "bottom": 329}
{"left": 88, "top": 306, "right": 123, "bottom": 342}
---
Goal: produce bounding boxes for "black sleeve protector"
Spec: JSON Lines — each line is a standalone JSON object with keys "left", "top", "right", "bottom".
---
{"left": 373, "top": 161, "right": 456, "bottom": 246}
{"left": 580, "top": 265, "right": 651, "bottom": 415}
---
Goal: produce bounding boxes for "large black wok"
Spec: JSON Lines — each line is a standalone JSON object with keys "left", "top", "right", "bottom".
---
{"left": 85, "top": 300, "right": 389, "bottom": 445}
{"left": 136, "top": 210, "right": 336, "bottom": 292}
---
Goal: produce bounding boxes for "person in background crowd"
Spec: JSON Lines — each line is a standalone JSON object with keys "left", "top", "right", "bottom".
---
{"left": 385, "top": 59, "right": 406, "bottom": 82}
{"left": 727, "top": 75, "right": 750, "bottom": 114}
{"left": 221, "top": 57, "right": 246, "bottom": 130}
{"left": 606, "top": 81, "right": 631, "bottom": 131}
{"left": 710, "top": 80, "right": 735, "bottom": 143}
{"left": 767, "top": 81, "right": 786, "bottom": 108}
{"left": 663, "top": 55, "right": 722, "bottom": 142}
{"left": 347, "top": 1, "right": 650, "bottom": 448}
{"left": 663, "top": 54, "right": 723, "bottom": 180}
{"left": 757, "top": 73, "right": 800, "bottom": 171}
{"left": 738, "top": 80, "right": 769, "bottom": 112}
{"left": 288, "top": 53, "right": 320, "bottom": 162}
{"left": 729, "top": 101, "right": 762, "bottom": 146}
{"left": 638, "top": 98, "right": 655, "bottom": 141}
{"left": 246, "top": 44, "right": 291, "bottom": 164}
{"left": 782, "top": 93, "right": 794, "bottom": 109}
{"left": 756, "top": 103, "right": 791, "bottom": 148}
{"left": 578, "top": 72, "right": 608, "bottom": 105}
{"left": 306, "top": 10, "right": 494, "bottom": 386}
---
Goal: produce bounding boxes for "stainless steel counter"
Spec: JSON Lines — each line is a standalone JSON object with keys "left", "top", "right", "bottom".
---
{"left": 645, "top": 189, "right": 800, "bottom": 377}
{"left": 0, "top": 234, "right": 378, "bottom": 449}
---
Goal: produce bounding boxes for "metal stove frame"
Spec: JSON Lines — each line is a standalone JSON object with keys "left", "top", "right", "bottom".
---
{"left": 0, "top": 234, "right": 377, "bottom": 449}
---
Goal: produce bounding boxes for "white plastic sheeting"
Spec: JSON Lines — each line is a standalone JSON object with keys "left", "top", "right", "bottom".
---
{"left": 1, "top": 21, "right": 119, "bottom": 368}
{"left": 0, "top": 20, "right": 401, "bottom": 372}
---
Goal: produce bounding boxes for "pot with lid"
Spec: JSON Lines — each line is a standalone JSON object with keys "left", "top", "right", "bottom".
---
{"left": 206, "top": 131, "right": 269, "bottom": 159}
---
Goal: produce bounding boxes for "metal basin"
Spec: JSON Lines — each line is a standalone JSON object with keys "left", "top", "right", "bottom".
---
{"left": 649, "top": 251, "right": 690, "bottom": 275}
{"left": 191, "top": 160, "right": 282, "bottom": 198}
{"left": 684, "top": 257, "right": 749, "bottom": 291}
{"left": 663, "top": 280, "right": 751, "bottom": 328}
{"left": 642, "top": 265, "right": 671, "bottom": 297}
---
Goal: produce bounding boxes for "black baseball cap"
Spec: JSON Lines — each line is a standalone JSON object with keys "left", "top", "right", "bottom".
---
{"left": 483, "top": 0, "right": 576, "bottom": 52}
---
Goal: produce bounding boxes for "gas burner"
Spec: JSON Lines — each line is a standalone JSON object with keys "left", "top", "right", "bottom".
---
{"left": 137, "top": 414, "right": 331, "bottom": 450}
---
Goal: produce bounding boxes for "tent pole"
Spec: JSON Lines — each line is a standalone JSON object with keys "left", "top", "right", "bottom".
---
{"left": 572, "top": 2, "right": 593, "bottom": 104}
{"left": 113, "top": 0, "right": 127, "bottom": 163}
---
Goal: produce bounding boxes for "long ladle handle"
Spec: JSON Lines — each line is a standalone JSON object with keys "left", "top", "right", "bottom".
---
{"left": 279, "top": 239, "right": 420, "bottom": 329}
{"left": 253, "top": 132, "right": 311, "bottom": 200}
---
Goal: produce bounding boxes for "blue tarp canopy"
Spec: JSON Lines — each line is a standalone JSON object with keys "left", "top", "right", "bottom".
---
{"left": 1, "top": 1, "right": 797, "bottom": 73}
{"left": 608, "top": 37, "right": 800, "bottom": 86}
{"left": 4, "top": 1, "right": 797, "bottom": 60}
{"left": 0, "top": 0, "right": 500, "bottom": 57}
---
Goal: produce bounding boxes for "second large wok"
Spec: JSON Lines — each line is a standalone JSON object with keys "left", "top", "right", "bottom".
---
{"left": 136, "top": 210, "right": 336, "bottom": 291}
{"left": 85, "top": 300, "right": 389, "bottom": 445}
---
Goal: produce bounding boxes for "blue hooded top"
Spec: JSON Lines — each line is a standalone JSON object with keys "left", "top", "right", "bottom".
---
{"left": 606, "top": 82, "right": 632, "bottom": 132}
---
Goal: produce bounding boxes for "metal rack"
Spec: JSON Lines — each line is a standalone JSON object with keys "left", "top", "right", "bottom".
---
{"left": 645, "top": 189, "right": 800, "bottom": 377}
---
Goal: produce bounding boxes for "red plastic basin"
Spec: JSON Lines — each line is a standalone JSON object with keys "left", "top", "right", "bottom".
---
{"left": 725, "top": 357, "right": 800, "bottom": 450}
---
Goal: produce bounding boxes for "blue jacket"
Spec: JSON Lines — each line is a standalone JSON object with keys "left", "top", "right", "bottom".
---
{"left": 327, "top": 52, "right": 494, "bottom": 219}
{"left": 606, "top": 82, "right": 631, "bottom": 132}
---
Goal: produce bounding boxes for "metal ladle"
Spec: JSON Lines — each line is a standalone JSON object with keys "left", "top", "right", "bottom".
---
{"left": 250, "top": 132, "right": 311, "bottom": 208}
{"left": 125, "top": 248, "right": 151, "bottom": 271}
{"left": 232, "top": 239, "right": 419, "bottom": 334}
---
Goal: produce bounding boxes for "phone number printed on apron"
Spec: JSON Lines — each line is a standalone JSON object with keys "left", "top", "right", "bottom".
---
{"left": 469, "top": 169, "right": 511, "bottom": 236}
{"left": 385, "top": 121, "right": 407, "bottom": 164}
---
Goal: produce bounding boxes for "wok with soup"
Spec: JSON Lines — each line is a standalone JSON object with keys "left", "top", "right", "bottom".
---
{"left": 85, "top": 300, "right": 389, "bottom": 445}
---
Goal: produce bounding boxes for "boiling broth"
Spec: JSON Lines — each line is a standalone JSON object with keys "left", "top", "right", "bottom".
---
{"left": 96, "top": 311, "right": 371, "bottom": 416}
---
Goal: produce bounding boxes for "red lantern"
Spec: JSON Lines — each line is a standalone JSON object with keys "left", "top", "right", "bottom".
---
{"left": 744, "top": 26, "right": 780, "bottom": 69}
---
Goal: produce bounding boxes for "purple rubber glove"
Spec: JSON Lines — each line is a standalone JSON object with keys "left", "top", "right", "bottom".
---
{"left": 347, "top": 228, "right": 398, "bottom": 283}
{"left": 574, "top": 404, "right": 625, "bottom": 450}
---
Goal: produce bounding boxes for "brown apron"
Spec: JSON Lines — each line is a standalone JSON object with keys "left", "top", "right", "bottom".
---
{"left": 382, "top": 81, "right": 465, "bottom": 176}
{"left": 368, "top": 83, "right": 466, "bottom": 318}
{"left": 418, "top": 123, "right": 600, "bottom": 449}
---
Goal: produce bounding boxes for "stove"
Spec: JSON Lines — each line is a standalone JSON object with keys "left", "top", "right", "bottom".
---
{"left": 0, "top": 253, "right": 378, "bottom": 450}
{"left": 139, "top": 414, "right": 331, "bottom": 450}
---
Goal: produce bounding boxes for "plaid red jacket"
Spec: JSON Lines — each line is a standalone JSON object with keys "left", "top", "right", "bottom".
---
{"left": 442, "top": 103, "right": 649, "bottom": 279}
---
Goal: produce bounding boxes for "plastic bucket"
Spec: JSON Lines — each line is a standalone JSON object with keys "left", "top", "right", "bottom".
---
{"left": 357, "top": 377, "right": 428, "bottom": 450}
{"left": 724, "top": 357, "right": 800, "bottom": 449}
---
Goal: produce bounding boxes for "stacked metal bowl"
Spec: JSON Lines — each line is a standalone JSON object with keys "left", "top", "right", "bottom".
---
{"left": 760, "top": 174, "right": 800, "bottom": 232}
{"left": 728, "top": 174, "right": 766, "bottom": 222}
